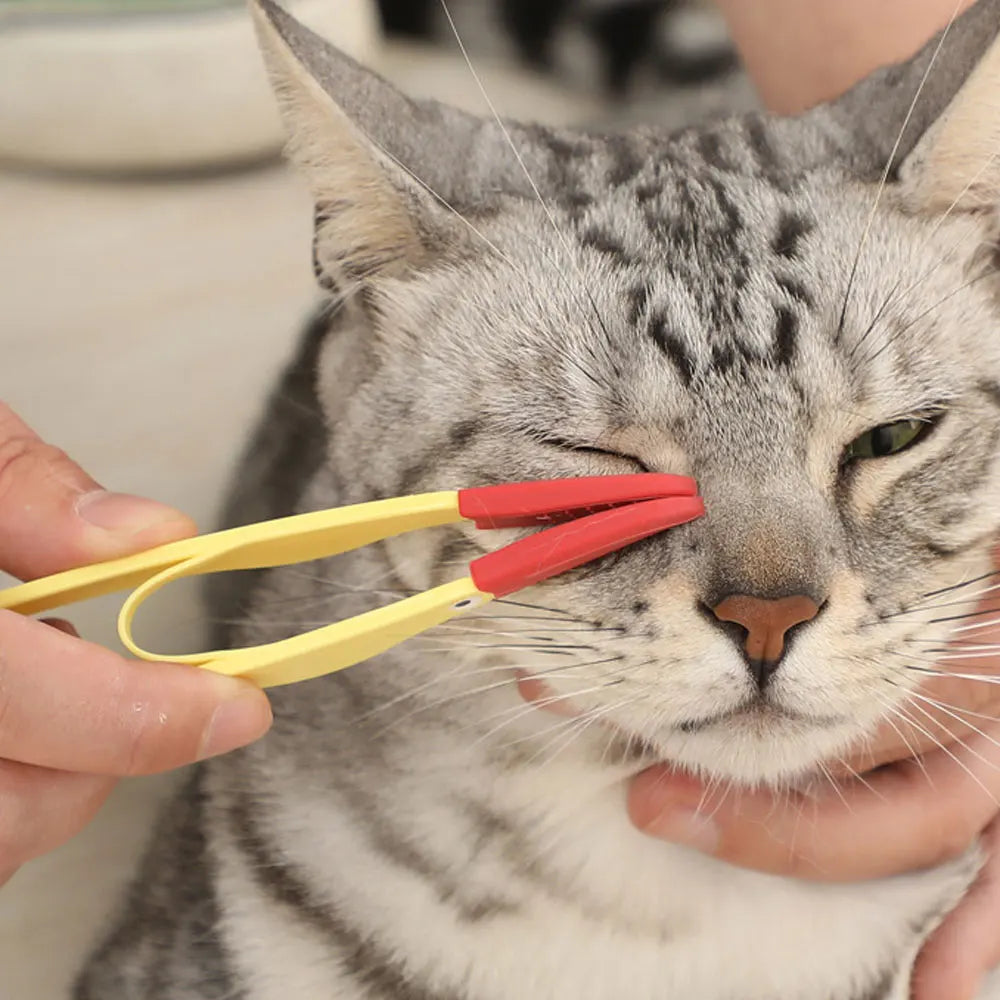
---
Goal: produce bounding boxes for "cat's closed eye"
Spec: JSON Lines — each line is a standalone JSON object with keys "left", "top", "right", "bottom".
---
{"left": 539, "top": 435, "right": 651, "bottom": 472}
{"left": 841, "top": 413, "right": 942, "bottom": 464}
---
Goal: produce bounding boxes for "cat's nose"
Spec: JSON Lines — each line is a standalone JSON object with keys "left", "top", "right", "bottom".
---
{"left": 709, "top": 594, "right": 822, "bottom": 690}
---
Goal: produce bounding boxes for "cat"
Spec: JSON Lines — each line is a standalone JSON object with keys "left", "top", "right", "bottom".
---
{"left": 76, "top": 0, "right": 1000, "bottom": 997}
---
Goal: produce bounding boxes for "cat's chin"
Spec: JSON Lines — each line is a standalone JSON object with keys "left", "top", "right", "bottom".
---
{"left": 673, "top": 699, "right": 848, "bottom": 734}
{"left": 516, "top": 670, "right": 866, "bottom": 785}
{"left": 641, "top": 712, "right": 869, "bottom": 786}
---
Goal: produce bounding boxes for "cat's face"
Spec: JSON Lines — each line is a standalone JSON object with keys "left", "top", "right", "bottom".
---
{"left": 324, "top": 168, "right": 1000, "bottom": 782}
{"left": 253, "top": 0, "right": 1000, "bottom": 782}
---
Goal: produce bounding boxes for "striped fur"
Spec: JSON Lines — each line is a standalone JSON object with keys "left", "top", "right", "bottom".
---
{"left": 78, "top": 1, "right": 1000, "bottom": 997}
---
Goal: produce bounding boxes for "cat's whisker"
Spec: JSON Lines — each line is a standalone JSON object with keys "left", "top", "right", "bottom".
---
{"left": 278, "top": 565, "right": 419, "bottom": 595}
{"left": 870, "top": 604, "right": 1000, "bottom": 630}
{"left": 899, "top": 696, "right": 1000, "bottom": 790}
{"left": 503, "top": 709, "right": 597, "bottom": 764}
{"left": 451, "top": 613, "right": 610, "bottom": 625}
{"left": 413, "top": 636, "right": 597, "bottom": 651}
{"left": 906, "top": 637, "right": 1000, "bottom": 648}
{"left": 489, "top": 710, "right": 592, "bottom": 756}
{"left": 495, "top": 596, "right": 577, "bottom": 617}
{"left": 858, "top": 149, "right": 1000, "bottom": 349}
{"left": 882, "top": 648, "right": 958, "bottom": 668}
{"left": 937, "top": 613, "right": 1000, "bottom": 633}
{"left": 867, "top": 269, "right": 997, "bottom": 366}
{"left": 431, "top": 620, "right": 625, "bottom": 636}
{"left": 834, "top": 757, "right": 887, "bottom": 802}
{"left": 902, "top": 664, "right": 1000, "bottom": 685}
{"left": 838, "top": 0, "right": 964, "bottom": 339}
{"left": 370, "top": 654, "right": 626, "bottom": 737}
{"left": 886, "top": 700, "right": 1000, "bottom": 806}
{"left": 904, "top": 585, "right": 1000, "bottom": 613}
{"left": 361, "top": 131, "right": 525, "bottom": 279}
{"left": 905, "top": 689, "right": 1000, "bottom": 751}
{"left": 906, "top": 651, "right": 1000, "bottom": 666}
{"left": 921, "top": 567, "right": 1000, "bottom": 601}
{"left": 923, "top": 650, "right": 1000, "bottom": 661}
{"left": 847, "top": 276, "right": 905, "bottom": 364}
{"left": 468, "top": 682, "right": 617, "bottom": 748}
{"left": 815, "top": 761, "right": 856, "bottom": 814}
{"left": 355, "top": 656, "right": 616, "bottom": 724}
{"left": 782, "top": 786, "right": 818, "bottom": 867}
{"left": 437, "top": 0, "right": 617, "bottom": 350}
{"left": 369, "top": 673, "right": 521, "bottom": 739}
{"left": 874, "top": 695, "right": 937, "bottom": 788}
{"left": 699, "top": 777, "right": 736, "bottom": 825}
{"left": 907, "top": 690, "right": 1000, "bottom": 729}
{"left": 353, "top": 659, "right": 505, "bottom": 722}
{"left": 530, "top": 697, "right": 636, "bottom": 770}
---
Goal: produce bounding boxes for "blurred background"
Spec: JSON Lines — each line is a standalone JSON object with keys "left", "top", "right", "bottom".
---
{"left": 0, "top": 1, "right": 749, "bottom": 995}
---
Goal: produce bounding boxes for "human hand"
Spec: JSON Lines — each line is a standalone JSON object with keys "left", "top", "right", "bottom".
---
{"left": 0, "top": 401, "right": 272, "bottom": 885}
{"left": 626, "top": 566, "right": 1000, "bottom": 1000}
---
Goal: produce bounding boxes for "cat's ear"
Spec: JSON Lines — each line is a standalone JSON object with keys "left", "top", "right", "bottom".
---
{"left": 251, "top": 0, "right": 453, "bottom": 285}
{"left": 897, "top": 29, "right": 1000, "bottom": 214}
{"left": 814, "top": 0, "right": 1000, "bottom": 203}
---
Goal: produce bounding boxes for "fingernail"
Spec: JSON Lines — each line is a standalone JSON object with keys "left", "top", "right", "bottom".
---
{"left": 75, "top": 490, "right": 189, "bottom": 535}
{"left": 198, "top": 686, "right": 273, "bottom": 760}
{"left": 40, "top": 617, "right": 79, "bottom": 637}
{"left": 645, "top": 808, "right": 721, "bottom": 852}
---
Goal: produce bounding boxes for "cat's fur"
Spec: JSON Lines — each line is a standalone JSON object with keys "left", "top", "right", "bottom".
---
{"left": 77, "top": 1, "right": 1000, "bottom": 997}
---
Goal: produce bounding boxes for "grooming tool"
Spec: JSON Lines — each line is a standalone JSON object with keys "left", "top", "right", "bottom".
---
{"left": 0, "top": 475, "right": 703, "bottom": 688}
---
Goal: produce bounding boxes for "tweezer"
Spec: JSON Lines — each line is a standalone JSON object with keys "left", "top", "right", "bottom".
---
{"left": 0, "top": 475, "right": 703, "bottom": 688}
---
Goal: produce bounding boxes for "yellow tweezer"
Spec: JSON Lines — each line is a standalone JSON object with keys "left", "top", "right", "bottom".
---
{"left": 0, "top": 476, "right": 703, "bottom": 688}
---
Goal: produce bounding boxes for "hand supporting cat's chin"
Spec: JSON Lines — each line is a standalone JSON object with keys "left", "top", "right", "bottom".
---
{"left": 515, "top": 668, "right": 875, "bottom": 786}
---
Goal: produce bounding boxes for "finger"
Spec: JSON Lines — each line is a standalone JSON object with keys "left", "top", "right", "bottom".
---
{"left": 0, "top": 610, "right": 272, "bottom": 774}
{"left": 628, "top": 722, "right": 1000, "bottom": 880}
{"left": 0, "top": 758, "right": 115, "bottom": 885}
{"left": 0, "top": 401, "right": 195, "bottom": 580}
{"left": 912, "top": 818, "right": 1000, "bottom": 1000}
{"left": 40, "top": 617, "right": 79, "bottom": 637}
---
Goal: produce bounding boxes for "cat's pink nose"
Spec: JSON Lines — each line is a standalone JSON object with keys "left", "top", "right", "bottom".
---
{"left": 711, "top": 594, "right": 821, "bottom": 689}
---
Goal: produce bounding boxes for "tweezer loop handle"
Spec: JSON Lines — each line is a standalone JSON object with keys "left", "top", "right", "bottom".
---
{"left": 121, "top": 560, "right": 489, "bottom": 689}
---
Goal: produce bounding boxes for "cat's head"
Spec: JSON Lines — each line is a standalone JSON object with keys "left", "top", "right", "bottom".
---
{"left": 252, "top": 0, "right": 1000, "bottom": 783}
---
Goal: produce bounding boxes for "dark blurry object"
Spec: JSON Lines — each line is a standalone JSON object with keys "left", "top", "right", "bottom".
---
{"left": 497, "top": 0, "right": 572, "bottom": 70}
{"left": 588, "top": 1, "right": 738, "bottom": 93}
{"left": 376, "top": 0, "right": 436, "bottom": 37}
{"left": 375, "top": 0, "right": 737, "bottom": 95}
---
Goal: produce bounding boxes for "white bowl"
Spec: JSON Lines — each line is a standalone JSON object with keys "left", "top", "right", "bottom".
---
{"left": 0, "top": 0, "right": 380, "bottom": 172}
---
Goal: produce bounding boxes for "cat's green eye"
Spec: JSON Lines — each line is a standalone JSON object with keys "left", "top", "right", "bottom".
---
{"left": 842, "top": 418, "right": 936, "bottom": 463}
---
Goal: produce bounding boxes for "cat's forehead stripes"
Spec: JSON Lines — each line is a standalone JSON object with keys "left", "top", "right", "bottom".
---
{"left": 772, "top": 212, "right": 816, "bottom": 259}
{"left": 542, "top": 139, "right": 824, "bottom": 387}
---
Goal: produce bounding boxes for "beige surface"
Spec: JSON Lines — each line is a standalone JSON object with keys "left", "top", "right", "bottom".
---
{"left": 0, "top": 162, "right": 318, "bottom": 999}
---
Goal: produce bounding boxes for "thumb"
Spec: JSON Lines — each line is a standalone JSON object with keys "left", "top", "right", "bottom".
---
{"left": 0, "top": 402, "right": 195, "bottom": 579}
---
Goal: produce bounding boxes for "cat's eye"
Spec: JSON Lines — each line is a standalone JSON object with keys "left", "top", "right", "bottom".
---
{"left": 842, "top": 417, "right": 938, "bottom": 463}
{"left": 540, "top": 436, "right": 650, "bottom": 472}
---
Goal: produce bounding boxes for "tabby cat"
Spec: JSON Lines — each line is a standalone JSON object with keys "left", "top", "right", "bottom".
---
{"left": 77, "top": 0, "right": 1000, "bottom": 997}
